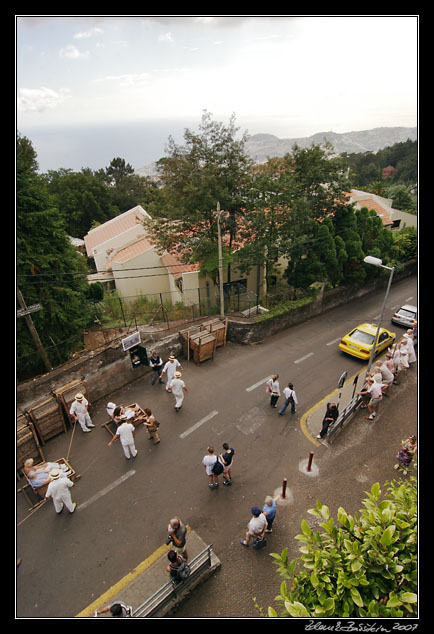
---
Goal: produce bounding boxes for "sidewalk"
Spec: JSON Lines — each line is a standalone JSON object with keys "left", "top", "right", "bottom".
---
{"left": 76, "top": 529, "right": 221, "bottom": 618}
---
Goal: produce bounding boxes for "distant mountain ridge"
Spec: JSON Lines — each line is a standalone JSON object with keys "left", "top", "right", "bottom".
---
{"left": 245, "top": 126, "right": 417, "bottom": 163}
{"left": 135, "top": 126, "right": 417, "bottom": 176}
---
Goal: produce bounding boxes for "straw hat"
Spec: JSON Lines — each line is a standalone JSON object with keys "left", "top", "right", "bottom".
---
{"left": 75, "top": 393, "right": 84, "bottom": 401}
{"left": 50, "top": 469, "right": 60, "bottom": 480}
{"left": 174, "top": 371, "right": 182, "bottom": 378}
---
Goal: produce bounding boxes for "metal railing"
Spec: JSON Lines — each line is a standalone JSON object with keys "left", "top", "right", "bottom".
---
{"left": 325, "top": 393, "right": 364, "bottom": 442}
{"left": 132, "top": 545, "right": 214, "bottom": 618}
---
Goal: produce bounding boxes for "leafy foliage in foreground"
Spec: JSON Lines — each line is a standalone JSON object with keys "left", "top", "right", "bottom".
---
{"left": 269, "top": 478, "right": 417, "bottom": 618}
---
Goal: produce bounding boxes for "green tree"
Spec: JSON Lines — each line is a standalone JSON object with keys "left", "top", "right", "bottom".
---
{"left": 17, "top": 134, "right": 92, "bottom": 380}
{"left": 269, "top": 478, "right": 417, "bottom": 618}
{"left": 44, "top": 168, "right": 118, "bottom": 237}
{"left": 145, "top": 111, "right": 252, "bottom": 266}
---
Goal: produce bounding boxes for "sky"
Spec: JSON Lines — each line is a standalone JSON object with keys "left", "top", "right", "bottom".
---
{"left": 16, "top": 15, "right": 418, "bottom": 172}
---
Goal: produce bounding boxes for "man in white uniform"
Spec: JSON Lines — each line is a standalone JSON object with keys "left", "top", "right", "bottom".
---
{"left": 45, "top": 469, "right": 76, "bottom": 514}
{"left": 168, "top": 371, "right": 188, "bottom": 411}
{"left": 69, "top": 393, "right": 95, "bottom": 433}
{"left": 160, "top": 355, "right": 183, "bottom": 391}
{"left": 108, "top": 415, "right": 138, "bottom": 459}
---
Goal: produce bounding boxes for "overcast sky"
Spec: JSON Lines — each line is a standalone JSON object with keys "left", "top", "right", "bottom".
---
{"left": 16, "top": 15, "right": 418, "bottom": 170}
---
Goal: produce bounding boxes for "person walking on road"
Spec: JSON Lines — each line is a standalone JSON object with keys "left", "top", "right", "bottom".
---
{"left": 149, "top": 351, "right": 164, "bottom": 385}
{"left": 143, "top": 408, "right": 160, "bottom": 444}
{"left": 160, "top": 355, "right": 183, "bottom": 391}
{"left": 262, "top": 495, "right": 278, "bottom": 533}
{"left": 266, "top": 374, "right": 281, "bottom": 408}
{"left": 219, "top": 443, "right": 235, "bottom": 485}
{"left": 317, "top": 402, "right": 339, "bottom": 439}
{"left": 240, "top": 506, "right": 268, "bottom": 546}
{"left": 278, "top": 382, "right": 298, "bottom": 415}
{"left": 45, "top": 469, "right": 76, "bottom": 514}
{"left": 202, "top": 446, "right": 221, "bottom": 489}
{"left": 69, "top": 393, "right": 95, "bottom": 433}
{"left": 169, "top": 371, "right": 188, "bottom": 411}
{"left": 108, "top": 414, "right": 138, "bottom": 459}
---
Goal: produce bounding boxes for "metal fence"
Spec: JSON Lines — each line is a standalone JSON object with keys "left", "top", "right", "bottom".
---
{"left": 132, "top": 545, "right": 215, "bottom": 618}
{"left": 90, "top": 283, "right": 259, "bottom": 333}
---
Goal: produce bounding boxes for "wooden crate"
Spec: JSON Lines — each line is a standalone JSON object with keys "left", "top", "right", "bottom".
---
{"left": 179, "top": 325, "right": 202, "bottom": 360}
{"left": 17, "top": 414, "right": 45, "bottom": 475}
{"left": 28, "top": 397, "right": 67, "bottom": 444}
{"left": 52, "top": 379, "right": 90, "bottom": 427}
{"left": 200, "top": 318, "right": 228, "bottom": 347}
{"left": 189, "top": 332, "right": 217, "bottom": 365}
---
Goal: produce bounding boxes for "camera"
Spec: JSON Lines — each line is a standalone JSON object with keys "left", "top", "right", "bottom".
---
{"left": 166, "top": 535, "right": 174, "bottom": 545}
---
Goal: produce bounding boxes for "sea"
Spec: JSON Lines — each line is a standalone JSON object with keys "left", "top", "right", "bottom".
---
{"left": 18, "top": 119, "right": 201, "bottom": 175}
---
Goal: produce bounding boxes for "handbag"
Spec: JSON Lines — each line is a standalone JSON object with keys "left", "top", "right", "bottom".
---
{"left": 212, "top": 457, "right": 224, "bottom": 475}
{"left": 253, "top": 536, "right": 267, "bottom": 550}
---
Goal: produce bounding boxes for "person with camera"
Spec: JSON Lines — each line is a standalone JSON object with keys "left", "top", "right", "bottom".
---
{"left": 166, "top": 517, "right": 188, "bottom": 560}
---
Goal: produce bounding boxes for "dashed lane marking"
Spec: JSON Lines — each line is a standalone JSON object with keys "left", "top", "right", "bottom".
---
{"left": 179, "top": 410, "right": 219, "bottom": 439}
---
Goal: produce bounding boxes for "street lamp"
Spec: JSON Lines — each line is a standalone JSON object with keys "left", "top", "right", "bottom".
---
{"left": 363, "top": 256, "right": 395, "bottom": 372}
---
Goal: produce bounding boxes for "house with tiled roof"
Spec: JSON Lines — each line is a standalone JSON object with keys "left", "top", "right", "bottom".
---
{"left": 84, "top": 205, "right": 264, "bottom": 307}
{"left": 84, "top": 205, "right": 202, "bottom": 303}
{"left": 349, "top": 190, "right": 417, "bottom": 230}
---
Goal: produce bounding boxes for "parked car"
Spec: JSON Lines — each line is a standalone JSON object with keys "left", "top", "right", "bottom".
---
{"left": 391, "top": 304, "right": 417, "bottom": 329}
{"left": 339, "top": 322, "right": 395, "bottom": 361}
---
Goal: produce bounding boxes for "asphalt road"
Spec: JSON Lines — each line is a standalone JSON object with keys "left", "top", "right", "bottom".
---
{"left": 16, "top": 275, "right": 417, "bottom": 618}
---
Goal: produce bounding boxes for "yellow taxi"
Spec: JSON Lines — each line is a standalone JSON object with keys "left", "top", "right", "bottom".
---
{"left": 338, "top": 322, "right": 395, "bottom": 361}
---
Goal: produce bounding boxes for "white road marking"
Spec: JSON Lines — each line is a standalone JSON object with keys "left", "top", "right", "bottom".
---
{"left": 179, "top": 410, "right": 219, "bottom": 439}
{"left": 78, "top": 470, "right": 136, "bottom": 510}
{"left": 326, "top": 338, "right": 341, "bottom": 346}
{"left": 246, "top": 377, "right": 270, "bottom": 392}
{"left": 294, "top": 352, "right": 314, "bottom": 364}
{"left": 405, "top": 296, "right": 414, "bottom": 302}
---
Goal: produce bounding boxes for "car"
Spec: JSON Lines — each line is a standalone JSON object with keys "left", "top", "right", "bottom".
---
{"left": 339, "top": 322, "right": 395, "bottom": 361}
{"left": 391, "top": 304, "right": 417, "bottom": 329}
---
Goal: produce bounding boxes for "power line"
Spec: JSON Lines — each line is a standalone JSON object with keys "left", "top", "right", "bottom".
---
{"left": 16, "top": 225, "right": 360, "bottom": 285}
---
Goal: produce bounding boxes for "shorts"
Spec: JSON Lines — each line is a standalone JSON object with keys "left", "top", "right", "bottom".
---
{"left": 369, "top": 396, "right": 382, "bottom": 406}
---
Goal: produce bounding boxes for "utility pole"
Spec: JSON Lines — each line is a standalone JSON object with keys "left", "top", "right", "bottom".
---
{"left": 216, "top": 202, "right": 225, "bottom": 318}
{"left": 16, "top": 287, "right": 52, "bottom": 372}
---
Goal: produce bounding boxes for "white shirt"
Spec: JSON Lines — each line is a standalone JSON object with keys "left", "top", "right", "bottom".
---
{"left": 162, "top": 359, "right": 181, "bottom": 379}
{"left": 283, "top": 387, "right": 298, "bottom": 404}
{"left": 202, "top": 454, "right": 218, "bottom": 475}
{"left": 116, "top": 422, "right": 135, "bottom": 445}
{"left": 267, "top": 379, "right": 280, "bottom": 396}
{"left": 45, "top": 477, "right": 73, "bottom": 500}
{"left": 248, "top": 513, "right": 267, "bottom": 536}
{"left": 70, "top": 398, "right": 88, "bottom": 417}
{"left": 169, "top": 378, "right": 185, "bottom": 395}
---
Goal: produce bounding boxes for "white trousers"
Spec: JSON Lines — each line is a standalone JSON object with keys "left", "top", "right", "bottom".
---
{"left": 77, "top": 413, "right": 92, "bottom": 432}
{"left": 121, "top": 442, "right": 137, "bottom": 459}
{"left": 52, "top": 491, "right": 75, "bottom": 513}
{"left": 173, "top": 392, "right": 184, "bottom": 408}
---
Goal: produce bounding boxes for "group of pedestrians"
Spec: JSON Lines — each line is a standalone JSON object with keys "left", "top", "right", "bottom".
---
{"left": 265, "top": 374, "right": 299, "bottom": 415}
{"left": 358, "top": 325, "right": 417, "bottom": 423}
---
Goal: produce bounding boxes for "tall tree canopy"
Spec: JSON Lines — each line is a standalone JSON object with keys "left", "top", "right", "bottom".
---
{"left": 17, "top": 134, "right": 92, "bottom": 380}
{"left": 145, "top": 111, "right": 253, "bottom": 266}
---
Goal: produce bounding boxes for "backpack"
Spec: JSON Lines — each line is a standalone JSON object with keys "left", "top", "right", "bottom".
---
{"left": 175, "top": 560, "right": 191, "bottom": 581}
{"left": 212, "top": 457, "right": 224, "bottom": 475}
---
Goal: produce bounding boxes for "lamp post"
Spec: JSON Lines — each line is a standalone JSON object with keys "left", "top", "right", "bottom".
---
{"left": 216, "top": 202, "right": 225, "bottom": 319}
{"left": 363, "top": 256, "right": 395, "bottom": 372}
